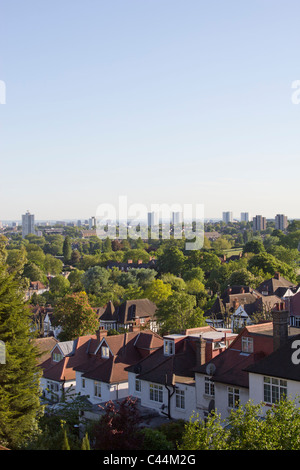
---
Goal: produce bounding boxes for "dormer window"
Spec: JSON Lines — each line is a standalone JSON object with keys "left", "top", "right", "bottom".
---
{"left": 53, "top": 352, "right": 63, "bottom": 362}
{"left": 242, "top": 337, "right": 253, "bottom": 353}
{"left": 164, "top": 339, "right": 174, "bottom": 356}
{"left": 101, "top": 346, "right": 110, "bottom": 358}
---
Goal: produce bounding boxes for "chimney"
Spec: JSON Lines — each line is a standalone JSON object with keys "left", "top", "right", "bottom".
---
{"left": 96, "top": 327, "right": 107, "bottom": 343}
{"left": 233, "top": 297, "right": 239, "bottom": 310}
{"left": 127, "top": 259, "right": 133, "bottom": 264}
{"left": 274, "top": 272, "right": 280, "bottom": 280}
{"left": 137, "top": 259, "right": 143, "bottom": 264}
{"left": 272, "top": 302, "right": 289, "bottom": 351}
{"left": 129, "top": 324, "right": 140, "bottom": 333}
{"left": 196, "top": 335, "right": 206, "bottom": 366}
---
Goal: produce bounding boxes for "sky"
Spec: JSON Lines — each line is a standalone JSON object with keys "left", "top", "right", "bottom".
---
{"left": 0, "top": 0, "right": 300, "bottom": 222}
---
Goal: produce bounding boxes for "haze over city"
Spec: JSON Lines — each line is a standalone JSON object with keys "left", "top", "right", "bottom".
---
{"left": 0, "top": 1, "right": 300, "bottom": 220}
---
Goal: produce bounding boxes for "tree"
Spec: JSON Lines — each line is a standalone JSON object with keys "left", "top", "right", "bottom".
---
{"left": 156, "top": 291, "right": 206, "bottom": 334}
{"left": 49, "top": 274, "right": 70, "bottom": 297}
{"left": 52, "top": 292, "right": 99, "bottom": 341}
{"left": 91, "top": 397, "right": 142, "bottom": 450}
{"left": 226, "top": 268, "right": 260, "bottom": 289}
{"left": 179, "top": 398, "right": 300, "bottom": 450}
{"left": 63, "top": 236, "right": 72, "bottom": 263}
{"left": 183, "top": 267, "right": 205, "bottom": 284}
{"left": 243, "top": 239, "right": 265, "bottom": 254}
{"left": 23, "top": 262, "right": 47, "bottom": 284}
{"left": 187, "top": 251, "right": 221, "bottom": 274}
{"left": 44, "top": 254, "right": 63, "bottom": 275}
{"left": 81, "top": 432, "right": 91, "bottom": 450}
{"left": 0, "top": 238, "right": 43, "bottom": 448}
{"left": 248, "top": 252, "right": 297, "bottom": 282}
{"left": 68, "top": 269, "right": 84, "bottom": 292}
{"left": 144, "top": 279, "right": 172, "bottom": 304}
{"left": 81, "top": 266, "right": 110, "bottom": 296}
{"left": 156, "top": 246, "right": 186, "bottom": 276}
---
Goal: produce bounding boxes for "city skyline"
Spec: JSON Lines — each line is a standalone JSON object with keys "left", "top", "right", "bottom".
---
{"left": 1, "top": 1, "right": 300, "bottom": 220}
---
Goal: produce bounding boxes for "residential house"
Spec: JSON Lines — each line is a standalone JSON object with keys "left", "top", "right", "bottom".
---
{"left": 74, "top": 328, "right": 163, "bottom": 407}
{"left": 40, "top": 327, "right": 163, "bottom": 406}
{"left": 97, "top": 298, "right": 158, "bottom": 332}
{"left": 205, "top": 286, "right": 261, "bottom": 327}
{"left": 106, "top": 258, "right": 157, "bottom": 272}
{"left": 256, "top": 272, "right": 296, "bottom": 297}
{"left": 30, "top": 305, "right": 60, "bottom": 338}
{"left": 25, "top": 281, "right": 49, "bottom": 301}
{"left": 194, "top": 303, "right": 300, "bottom": 422}
{"left": 40, "top": 335, "right": 94, "bottom": 402}
{"left": 125, "top": 326, "right": 237, "bottom": 421}
{"left": 247, "top": 333, "right": 300, "bottom": 414}
{"left": 290, "top": 290, "right": 300, "bottom": 327}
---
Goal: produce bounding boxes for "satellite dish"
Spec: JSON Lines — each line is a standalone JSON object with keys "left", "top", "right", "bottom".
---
{"left": 206, "top": 363, "right": 216, "bottom": 377}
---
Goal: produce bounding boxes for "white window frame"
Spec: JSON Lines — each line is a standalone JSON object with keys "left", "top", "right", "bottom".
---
{"left": 101, "top": 346, "right": 110, "bottom": 358}
{"left": 263, "top": 376, "right": 287, "bottom": 405}
{"left": 149, "top": 383, "right": 163, "bottom": 403}
{"left": 204, "top": 376, "right": 215, "bottom": 396}
{"left": 228, "top": 387, "right": 240, "bottom": 409}
{"left": 175, "top": 389, "right": 185, "bottom": 410}
{"left": 53, "top": 352, "right": 63, "bottom": 362}
{"left": 242, "top": 337, "right": 253, "bottom": 353}
{"left": 164, "top": 340, "right": 174, "bottom": 356}
{"left": 94, "top": 381, "right": 102, "bottom": 398}
{"left": 135, "top": 379, "right": 142, "bottom": 393}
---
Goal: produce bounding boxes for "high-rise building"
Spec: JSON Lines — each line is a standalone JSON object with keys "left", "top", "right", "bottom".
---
{"left": 275, "top": 214, "right": 288, "bottom": 231}
{"left": 89, "top": 217, "right": 96, "bottom": 229}
{"left": 172, "top": 211, "right": 183, "bottom": 225}
{"left": 252, "top": 215, "right": 267, "bottom": 232}
{"left": 241, "top": 212, "right": 250, "bottom": 222}
{"left": 22, "top": 211, "right": 35, "bottom": 238}
{"left": 148, "top": 211, "right": 159, "bottom": 227}
{"left": 222, "top": 211, "right": 233, "bottom": 224}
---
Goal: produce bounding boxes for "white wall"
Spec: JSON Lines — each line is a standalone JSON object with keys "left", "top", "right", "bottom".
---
{"left": 128, "top": 371, "right": 196, "bottom": 421}
{"left": 249, "top": 372, "right": 300, "bottom": 415}
{"left": 75, "top": 371, "right": 128, "bottom": 404}
{"left": 195, "top": 373, "right": 249, "bottom": 421}
{"left": 40, "top": 377, "right": 76, "bottom": 402}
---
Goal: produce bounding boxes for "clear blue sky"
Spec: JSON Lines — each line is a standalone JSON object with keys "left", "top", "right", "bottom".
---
{"left": 0, "top": 0, "right": 300, "bottom": 221}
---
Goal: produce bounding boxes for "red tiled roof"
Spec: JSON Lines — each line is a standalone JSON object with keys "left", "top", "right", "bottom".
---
{"left": 41, "top": 330, "right": 163, "bottom": 384}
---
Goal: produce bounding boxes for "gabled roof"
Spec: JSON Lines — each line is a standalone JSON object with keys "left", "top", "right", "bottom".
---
{"left": 42, "top": 330, "right": 164, "bottom": 385}
{"left": 32, "top": 336, "right": 59, "bottom": 365}
{"left": 97, "top": 301, "right": 116, "bottom": 322}
{"left": 257, "top": 274, "right": 296, "bottom": 296}
{"left": 40, "top": 334, "right": 95, "bottom": 382}
{"left": 126, "top": 336, "right": 201, "bottom": 386}
{"left": 245, "top": 333, "right": 300, "bottom": 381}
{"left": 116, "top": 299, "right": 157, "bottom": 324}
{"left": 195, "top": 322, "right": 300, "bottom": 388}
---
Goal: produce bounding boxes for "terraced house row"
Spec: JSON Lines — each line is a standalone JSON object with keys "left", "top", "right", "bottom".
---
{"left": 35, "top": 301, "right": 300, "bottom": 426}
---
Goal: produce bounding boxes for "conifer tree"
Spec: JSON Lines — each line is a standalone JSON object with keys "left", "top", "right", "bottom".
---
{"left": 81, "top": 432, "right": 91, "bottom": 450}
{"left": 0, "top": 236, "right": 43, "bottom": 448}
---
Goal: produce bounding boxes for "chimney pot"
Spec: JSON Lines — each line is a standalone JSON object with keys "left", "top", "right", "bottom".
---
{"left": 271, "top": 304, "right": 289, "bottom": 351}
{"left": 196, "top": 336, "right": 206, "bottom": 366}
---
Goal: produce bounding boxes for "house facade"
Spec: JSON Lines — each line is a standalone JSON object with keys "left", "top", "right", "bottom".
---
{"left": 126, "top": 326, "right": 237, "bottom": 421}
{"left": 195, "top": 304, "right": 300, "bottom": 422}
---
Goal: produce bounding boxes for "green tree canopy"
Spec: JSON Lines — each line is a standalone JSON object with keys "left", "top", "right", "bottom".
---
{"left": 0, "top": 239, "right": 43, "bottom": 448}
{"left": 156, "top": 291, "right": 206, "bottom": 334}
{"left": 52, "top": 291, "right": 99, "bottom": 341}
